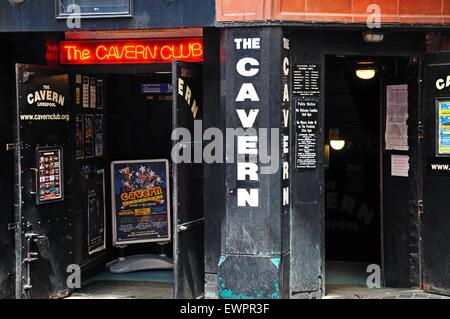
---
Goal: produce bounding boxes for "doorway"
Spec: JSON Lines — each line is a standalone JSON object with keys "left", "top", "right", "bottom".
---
{"left": 324, "top": 55, "right": 419, "bottom": 296}
{"left": 13, "top": 62, "right": 205, "bottom": 299}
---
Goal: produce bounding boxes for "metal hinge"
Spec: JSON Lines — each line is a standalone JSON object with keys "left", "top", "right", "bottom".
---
{"left": 7, "top": 222, "right": 19, "bottom": 231}
{"left": 6, "top": 143, "right": 17, "bottom": 151}
{"left": 417, "top": 200, "right": 424, "bottom": 216}
{"left": 417, "top": 121, "right": 424, "bottom": 143}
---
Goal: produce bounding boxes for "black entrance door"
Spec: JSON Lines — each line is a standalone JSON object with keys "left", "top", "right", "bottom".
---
{"left": 172, "top": 61, "right": 204, "bottom": 299}
{"left": 14, "top": 64, "right": 73, "bottom": 299}
{"left": 381, "top": 59, "right": 420, "bottom": 288}
{"left": 422, "top": 54, "right": 450, "bottom": 296}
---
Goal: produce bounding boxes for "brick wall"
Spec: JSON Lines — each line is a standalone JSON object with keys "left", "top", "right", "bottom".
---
{"left": 217, "top": 0, "right": 450, "bottom": 24}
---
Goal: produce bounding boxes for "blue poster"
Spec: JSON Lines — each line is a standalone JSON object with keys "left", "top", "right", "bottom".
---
{"left": 438, "top": 101, "right": 450, "bottom": 155}
{"left": 111, "top": 159, "right": 171, "bottom": 245}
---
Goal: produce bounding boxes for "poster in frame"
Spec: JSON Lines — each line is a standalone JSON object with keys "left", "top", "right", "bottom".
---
{"left": 36, "top": 146, "right": 64, "bottom": 205}
{"left": 84, "top": 114, "right": 95, "bottom": 158}
{"left": 111, "top": 159, "right": 171, "bottom": 246}
{"left": 436, "top": 99, "right": 450, "bottom": 156}
{"left": 88, "top": 169, "right": 107, "bottom": 255}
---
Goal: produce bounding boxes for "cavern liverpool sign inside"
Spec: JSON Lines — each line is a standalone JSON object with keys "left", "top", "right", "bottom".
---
{"left": 60, "top": 38, "right": 203, "bottom": 65}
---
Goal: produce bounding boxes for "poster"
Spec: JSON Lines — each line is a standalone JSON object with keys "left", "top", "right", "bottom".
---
{"left": 385, "top": 84, "right": 409, "bottom": 151}
{"left": 84, "top": 115, "right": 95, "bottom": 158}
{"left": 295, "top": 100, "right": 319, "bottom": 169}
{"left": 75, "top": 74, "right": 82, "bottom": 106}
{"left": 437, "top": 100, "right": 450, "bottom": 155}
{"left": 292, "top": 64, "right": 321, "bottom": 98}
{"left": 82, "top": 76, "right": 89, "bottom": 108}
{"left": 37, "top": 147, "right": 63, "bottom": 205}
{"left": 95, "top": 115, "right": 104, "bottom": 157}
{"left": 89, "top": 77, "right": 97, "bottom": 109}
{"left": 88, "top": 170, "right": 106, "bottom": 255}
{"left": 97, "top": 79, "right": 104, "bottom": 109}
{"left": 75, "top": 115, "right": 84, "bottom": 160}
{"left": 391, "top": 155, "right": 410, "bottom": 177}
{"left": 111, "top": 159, "right": 171, "bottom": 245}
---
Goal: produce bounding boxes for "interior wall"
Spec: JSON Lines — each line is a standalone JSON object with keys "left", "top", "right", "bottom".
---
{"left": 325, "top": 57, "right": 381, "bottom": 263}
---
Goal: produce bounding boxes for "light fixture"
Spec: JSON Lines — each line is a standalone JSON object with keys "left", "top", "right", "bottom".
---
{"left": 329, "top": 129, "right": 346, "bottom": 151}
{"left": 330, "top": 140, "right": 346, "bottom": 151}
{"left": 362, "top": 30, "right": 385, "bottom": 43}
{"left": 356, "top": 69, "right": 376, "bottom": 80}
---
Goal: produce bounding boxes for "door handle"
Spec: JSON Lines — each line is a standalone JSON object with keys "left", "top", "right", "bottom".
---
{"left": 30, "top": 168, "right": 38, "bottom": 195}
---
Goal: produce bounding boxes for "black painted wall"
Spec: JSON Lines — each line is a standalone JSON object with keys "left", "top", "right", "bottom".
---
{"left": 219, "top": 27, "right": 285, "bottom": 299}
{"left": 202, "top": 28, "right": 224, "bottom": 299}
{"left": 0, "top": 0, "right": 215, "bottom": 32}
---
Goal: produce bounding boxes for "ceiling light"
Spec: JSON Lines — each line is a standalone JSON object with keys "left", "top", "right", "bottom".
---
{"left": 330, "top": 140, "right": 346, "bottom": 151}
{"left": 356, "top": 69, "right": 376, "bottom": 80}
{"left": 362, "top": 30, "right": 385, "bottom": 43}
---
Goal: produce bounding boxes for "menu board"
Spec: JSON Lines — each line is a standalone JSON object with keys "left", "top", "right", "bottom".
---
{"left": 293, "top": 64, "right": 321, "bottom": 98}
{"left": 37, "top": 147, "right": 63, "bottom": 205}
{"left": 295, "top": 100, "right": 319, "bottom": 169}
{"left": 437, "top": 100, "right": 450, "bottom": 155}
{"left": 111, "top": 159, "right": 171, "bottom": 245}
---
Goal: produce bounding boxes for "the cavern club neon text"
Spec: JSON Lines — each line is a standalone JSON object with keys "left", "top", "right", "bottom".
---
{"left": 60, "top": 38, "right": 203, "bottom": 65}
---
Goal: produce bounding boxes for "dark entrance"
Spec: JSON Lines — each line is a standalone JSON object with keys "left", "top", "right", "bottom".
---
{"left": 324, "top": 55, "right": 420, "bottom": 293}
{"left": 13, "top": 62, "right": 204, "bottom": 299}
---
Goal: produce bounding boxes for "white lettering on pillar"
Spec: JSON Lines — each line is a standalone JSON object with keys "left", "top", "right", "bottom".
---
{"left": 234, "top": 37, "right": 261, "bottom": 207}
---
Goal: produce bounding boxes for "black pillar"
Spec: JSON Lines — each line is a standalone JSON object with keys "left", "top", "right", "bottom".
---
{"left": 218, "top": 27, "right": 291, "bottom": 299}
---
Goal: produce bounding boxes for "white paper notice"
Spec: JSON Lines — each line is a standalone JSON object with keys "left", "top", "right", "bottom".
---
{"left": 385, "top": 84, "right": 409, "bottom": 151}
{"left": 391, "top": 155, "right": 409, "bottom": 177}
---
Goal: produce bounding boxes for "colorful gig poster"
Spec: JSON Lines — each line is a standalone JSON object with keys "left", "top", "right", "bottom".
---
{"left": 438, "top": 101, "right": 450, "bottom": 155}
{"left": 111, "top": 160, "right": 171, "bottom": 245}
{"left": 37, "top": 147, "right": 63, "bottom": 205}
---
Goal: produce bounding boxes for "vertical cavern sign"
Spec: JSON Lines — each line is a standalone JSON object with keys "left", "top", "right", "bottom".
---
{"left": 234, "top": 37, "right": 262, "bottom": 207}
{"left": 220, "top": 28, "right": 285, "bottom": 299}
{"left": 281, "top": 37, "right": 291, "bottom": 229}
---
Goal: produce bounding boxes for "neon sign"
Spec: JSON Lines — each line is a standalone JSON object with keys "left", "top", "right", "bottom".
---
{"left": 60, "top": 38, "right": 203, "bottom": 65}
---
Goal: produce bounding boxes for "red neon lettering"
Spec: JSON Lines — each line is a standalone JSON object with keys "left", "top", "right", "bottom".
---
{"left": 60, "top": 39, "right": 204, "bottom": 64}
{"left": 96, "top": 45, "right": 108, "bottom": 60}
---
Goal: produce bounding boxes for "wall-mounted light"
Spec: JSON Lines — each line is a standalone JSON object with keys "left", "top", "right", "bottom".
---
{"left": 330, "top": 140, "right": 346, "bottom": 151}
{"left": 356, "top": 69, "right": 376, "bottom": 80}
{"left": 362, "top": 30, "right": 385, "bottom": 43}
{"left": 329, "top": 129, "right": 346, "bottom": 151}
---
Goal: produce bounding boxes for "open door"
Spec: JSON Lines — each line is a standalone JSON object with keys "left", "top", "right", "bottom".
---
{"left": 381, "top": 58, "right": 420, "bottom": 288}
{"left": 14, "top": 64, "right": 73, "bottom": 299}
{"left": 421, "top": 53, "right": 450, "bottom": 296}
{"left": 172, "top": 61, "right": 204, "bottom": 299}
